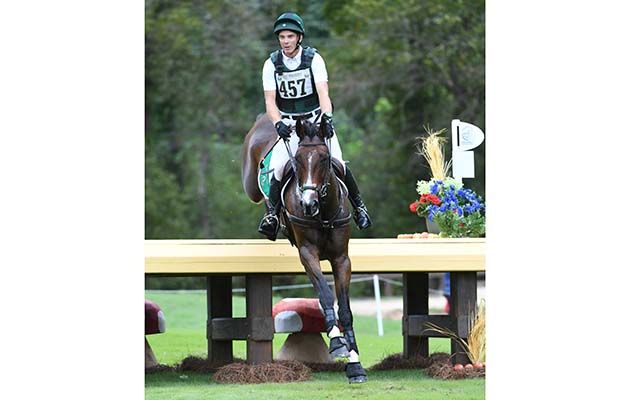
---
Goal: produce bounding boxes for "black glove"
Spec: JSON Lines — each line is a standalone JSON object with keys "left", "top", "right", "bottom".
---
{"left": 275, "top": 121, "right": 291, "bottom": 140}
{"left": 322, "top": 112, "right": 335, "bottom": 139}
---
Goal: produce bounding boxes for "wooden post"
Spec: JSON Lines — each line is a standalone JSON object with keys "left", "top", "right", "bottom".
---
{"left": 207, "top": 275, "right": 233, "bottom": 366}
{"left": 246, "top": 274, "right": 273, "bottom": 364}
{"left": 402, "top": 272, "right": 429, "bottom": 358}
{"left": 450, "top": 271, "right": 477, "bottom": 365}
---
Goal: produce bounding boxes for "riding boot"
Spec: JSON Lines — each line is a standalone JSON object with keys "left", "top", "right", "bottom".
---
{"left": 257, "top": 176, "right": 281, "bottom": 241}
{"left": 344, "top": 167, "right": 372, "bottom": 230}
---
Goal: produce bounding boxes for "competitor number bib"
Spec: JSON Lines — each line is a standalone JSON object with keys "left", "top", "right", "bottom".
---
{"left": 276, "top": 69, "right": 314, "bottom": 99}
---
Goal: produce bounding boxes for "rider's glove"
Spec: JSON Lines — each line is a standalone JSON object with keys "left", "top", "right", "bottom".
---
{"left": 275, "top": 121, "right": 292, "bottom": 140}
{"left": 322, "top": 112, "right": 335, "bottom": 139}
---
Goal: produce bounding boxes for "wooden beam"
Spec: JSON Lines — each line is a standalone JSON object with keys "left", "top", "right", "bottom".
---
{"left": 145, "top": 239, "right": 485, "bottom": 274}
{"left": 210, "top": 318, "right": 248, "bottom": 340}
{"left": 207, "top": 276, "right": 233, "bottom": 366}
{"left": 450, "top": 272, "right": 478, "bottom": 365}
{"left": 403, "top": 272, "right": 428, "bottom": 358}
{"left": 246, "top": 275, "right": 273, "bottom": 365}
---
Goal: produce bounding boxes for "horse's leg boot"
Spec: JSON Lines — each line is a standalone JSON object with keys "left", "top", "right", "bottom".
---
{"left": 257, "top": 176, "right": 281, "bottom": 241}
{"left": 344, "top": 167, "right": 372, "bottom": 229}
{"left": 345, "top": 362, "right": 368, "bottom": 384}
{"left": 328, "top": 336, "right": 350, "bottom": 358}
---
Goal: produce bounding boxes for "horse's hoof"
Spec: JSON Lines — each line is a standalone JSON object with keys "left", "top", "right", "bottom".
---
{"left": 329, "top": 336, "right": 350, "bottom": 358}
{"left": 348, "top": 375, "right": 368, "bottom": 384}
{"left": 345, "top": 361, "right": 367, "bottom": 384}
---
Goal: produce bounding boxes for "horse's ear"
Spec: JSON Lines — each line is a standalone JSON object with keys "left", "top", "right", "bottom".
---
{"left": 318, "top": 120, "right": 327, "bottom": 140}
{"left": 296, "top": 118, "right": 305, "bottom": 140}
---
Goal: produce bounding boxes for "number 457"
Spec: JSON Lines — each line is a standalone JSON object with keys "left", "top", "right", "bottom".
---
{"left": 279, "top": 79, "right": 306, "bottom": 97}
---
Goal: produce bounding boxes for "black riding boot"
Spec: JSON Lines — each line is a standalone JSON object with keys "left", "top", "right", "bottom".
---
{"left": 344, "top": 167, "right": 372, "bottom": 230}
{"left": 257, "top": 176, "right": 281, "bottom": 241}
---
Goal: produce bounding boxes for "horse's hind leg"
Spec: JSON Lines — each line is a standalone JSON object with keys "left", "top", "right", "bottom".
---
{"left": 332, "top": 254, "right": 368, "bottom": 384}
{"left": 298, "top": 246, "right": 349, "bottom": 358}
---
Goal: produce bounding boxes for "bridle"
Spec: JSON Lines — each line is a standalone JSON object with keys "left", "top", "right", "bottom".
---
{"left": 295, "top": 142, "right": 331, "bottom": 200}
{"left": 286, "top": 140, "right": 351, "bottom": 229}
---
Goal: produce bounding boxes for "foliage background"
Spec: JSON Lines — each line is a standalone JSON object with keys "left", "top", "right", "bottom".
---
{"left": 145, "top": 0, "right": 485, "bottom": 289}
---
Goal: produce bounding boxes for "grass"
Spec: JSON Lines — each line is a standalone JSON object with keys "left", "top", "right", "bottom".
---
{"left": 145, "top": 291, "right": 485, "bottom": 399}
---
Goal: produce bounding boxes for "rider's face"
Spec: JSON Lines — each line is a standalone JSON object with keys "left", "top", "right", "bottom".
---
{"left": 277, "top": 31, "right": 301, "bottom": 56}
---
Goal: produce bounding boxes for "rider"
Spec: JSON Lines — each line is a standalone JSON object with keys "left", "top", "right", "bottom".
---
{"left": 258, "top": 12, "right": 372, "bottom": 241}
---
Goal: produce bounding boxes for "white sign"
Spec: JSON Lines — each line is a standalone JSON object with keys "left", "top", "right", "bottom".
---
{"left": 451, "top": 119, "right": 485, "bottom": 180}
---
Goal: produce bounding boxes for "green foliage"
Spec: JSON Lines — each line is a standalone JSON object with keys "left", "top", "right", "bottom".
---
{"left": 434, "top": 210, "right": 485, "bottom": 238}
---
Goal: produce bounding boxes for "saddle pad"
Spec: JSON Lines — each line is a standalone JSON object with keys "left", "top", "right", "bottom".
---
{"left": 258, "top": 149, "right": 274, "bottom": 199}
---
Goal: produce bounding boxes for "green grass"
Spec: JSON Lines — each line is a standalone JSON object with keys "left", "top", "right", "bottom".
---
{"left": 145, "top": 291, "right": 484, "bottom": 399}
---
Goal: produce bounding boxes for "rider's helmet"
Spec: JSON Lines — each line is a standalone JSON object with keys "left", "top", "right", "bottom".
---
{"left": 273, "top": 13, "right": 305, "bottom": 36}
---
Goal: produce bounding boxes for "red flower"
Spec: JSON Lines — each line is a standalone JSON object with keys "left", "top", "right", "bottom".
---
{"left": 409, "top": 201, "right": 419, "bottom": 213}
{"left": 459, "top": 223, "right": 465, "bottom": 227}
{"left": 420, "top": 194, "right": 441, "bottom": 206}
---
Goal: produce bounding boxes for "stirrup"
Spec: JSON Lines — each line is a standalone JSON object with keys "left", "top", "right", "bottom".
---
{"left": 258, "top": 213, "right": 279, "bottom": 241}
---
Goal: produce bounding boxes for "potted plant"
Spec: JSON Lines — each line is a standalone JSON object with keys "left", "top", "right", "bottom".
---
{"left": 408, "top": 127, "right": 485, "bottom": 238}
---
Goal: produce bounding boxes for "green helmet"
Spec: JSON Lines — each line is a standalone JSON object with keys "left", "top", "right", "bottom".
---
{"left": 273, "top": 12, "right": 305, "bottom": 36}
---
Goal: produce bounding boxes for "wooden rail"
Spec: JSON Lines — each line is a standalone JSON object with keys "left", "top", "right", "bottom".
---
{"left": 145, "top": 238, "right": 485, "bottom": 274}
{"left": 144, "top": 238, "right": 485, "bottom": 367}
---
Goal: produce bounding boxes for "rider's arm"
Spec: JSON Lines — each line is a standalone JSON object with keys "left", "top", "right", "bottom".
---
{"left": 312, "top": 53, "right": 332, "bottom": 114}
{"left": 264, "top": 90, "right": 282, "bottom": 126}
{"left": 262, "top": 59, "right": 282, "bottom": 126}
{"left": 315, "top": 81, "right": 333, "bottom": 114}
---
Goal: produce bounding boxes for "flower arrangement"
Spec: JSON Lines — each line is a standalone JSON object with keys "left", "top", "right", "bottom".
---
{"left": 409, "top": 127, "right": 486, "bottom": 238}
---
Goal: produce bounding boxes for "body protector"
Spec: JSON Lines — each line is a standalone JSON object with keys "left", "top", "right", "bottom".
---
{"left": 271, "top": 46, "right": 320, "bottom": 115}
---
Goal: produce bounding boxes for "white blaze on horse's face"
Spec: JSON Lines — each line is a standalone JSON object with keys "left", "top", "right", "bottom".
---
{"left": 300, "top": 151, "right": 320, "bottom": 217}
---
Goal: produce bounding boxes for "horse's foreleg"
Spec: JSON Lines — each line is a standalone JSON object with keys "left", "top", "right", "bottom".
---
{"left": 332, "top": 254, "right": 368, "bottom": 383}
{"left": 298, "top": 246, "right": 349, "bottom": 358}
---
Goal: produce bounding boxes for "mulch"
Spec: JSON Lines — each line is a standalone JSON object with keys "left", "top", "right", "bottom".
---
{"left": 145, "top": 352, "right": 485, "bottom": 382}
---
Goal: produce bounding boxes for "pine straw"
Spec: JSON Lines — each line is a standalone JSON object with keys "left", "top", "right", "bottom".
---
{"left": 212, "top": 360, "right": 311, "bottom": 384}
{"left": 303, "top": 361, "right": 346, "bottom": 372}
{"left": 146, "top": 353, "right": 485, "bottom": 381}
{"left": 144, "top": 356, "right": 246, "bottom": 374}
{"left": 369, "top": 352, "right": 484, "bottom": 380}
{"left": 425, "top": 361, "right": 485, "bottom": 380}
{"left": 369, "top": 353, "right": 431, "bottom": 370}
{"left": 145, "top": 364, "right": 177, "bottom": 373}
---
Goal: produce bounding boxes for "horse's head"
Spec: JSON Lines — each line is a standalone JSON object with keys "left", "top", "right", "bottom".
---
{"left": 293, "top": 118, "right": 331, "bottom": 217}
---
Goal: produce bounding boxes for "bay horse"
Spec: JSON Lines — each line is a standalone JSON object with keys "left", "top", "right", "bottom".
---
{"left": 242, "top": 116, "right": 368, "bottom": 384}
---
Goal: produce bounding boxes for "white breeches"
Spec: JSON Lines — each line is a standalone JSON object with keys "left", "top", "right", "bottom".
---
{"left": 270, "top": 116, "right": 345, "bottom": 181}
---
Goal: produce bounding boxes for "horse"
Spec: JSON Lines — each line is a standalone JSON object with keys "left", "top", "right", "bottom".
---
{"left": 241, "top": 116, "right": 368, "bottom": 384}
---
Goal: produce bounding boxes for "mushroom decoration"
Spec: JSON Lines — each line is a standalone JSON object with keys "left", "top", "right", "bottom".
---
{"left": 145, "top": 299, "right": 166, "bottom": 368}
{"left": 273, "top": 298, "right": 338, "bottom": 363}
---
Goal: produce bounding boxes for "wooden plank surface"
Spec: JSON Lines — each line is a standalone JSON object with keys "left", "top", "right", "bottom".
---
{"left": 145, "top": 238, "right": 485, "bottom": 274}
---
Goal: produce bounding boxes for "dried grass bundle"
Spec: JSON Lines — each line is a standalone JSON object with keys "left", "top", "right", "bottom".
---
{"left": 416, "top": 126, "right": 451, "bottom": 180}
{"left": 423, "top": 300, "right": 486, "bottom": 364}
{"left": 212, "top": 360, "right": 311, "bottom": 384}
{"left": 369, "top": 353, "right": 431, "bottom": 371}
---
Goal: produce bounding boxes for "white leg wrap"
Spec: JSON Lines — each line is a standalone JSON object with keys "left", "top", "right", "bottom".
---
{"left": 348, "top": 350, "right": 359, "bottom": 363}
{"left": 327, "top": 326, "right": 341, "bottom": 338}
